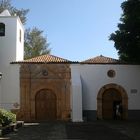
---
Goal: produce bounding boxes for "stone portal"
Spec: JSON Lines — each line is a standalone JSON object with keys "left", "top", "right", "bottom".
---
{"left": 97, "top": 83, "right": 128, "bottom": 120}
{"left": 17, "top": 63, "right": 71, "bottom": 122}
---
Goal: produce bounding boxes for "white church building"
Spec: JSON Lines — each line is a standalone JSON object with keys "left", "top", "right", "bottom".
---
{"left": 0, "top": 10, "right": 140, "bottom": 122}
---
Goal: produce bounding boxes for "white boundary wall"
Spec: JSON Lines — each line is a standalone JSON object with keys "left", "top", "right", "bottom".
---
{"left": 71, "top": 64, "right": 140, "bottom": 121}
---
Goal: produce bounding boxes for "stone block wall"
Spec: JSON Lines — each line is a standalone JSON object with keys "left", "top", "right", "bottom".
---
{"left": 17, "top": 63, "right": 71, "bottom": 122}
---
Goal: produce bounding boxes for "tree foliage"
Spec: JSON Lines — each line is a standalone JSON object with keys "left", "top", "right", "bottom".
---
{"left": 24, "top": 27, "right": 51, "bottom": 59}
{"left": 0, "top": 0, "right": 29, "bottom": 24}
{"left": 0, "top": 0, "right": 51, "bottom": 59}
{"left": 109, "top": 0, "right": 140, "bottom": 63}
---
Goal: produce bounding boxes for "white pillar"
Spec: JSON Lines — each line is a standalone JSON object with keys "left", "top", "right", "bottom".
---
{"left": 0, "top": 78, "right": 2, "bottom": 107}
{"left": 71, "top": 65, "right": 83, "bottom": 122}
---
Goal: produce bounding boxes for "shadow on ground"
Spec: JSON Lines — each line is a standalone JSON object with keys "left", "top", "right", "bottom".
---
{"left": 66, "top": 121, "right": 134, "bottom": 140}
{"left": 1, "top": 120, "right": 140, "bottom": 140}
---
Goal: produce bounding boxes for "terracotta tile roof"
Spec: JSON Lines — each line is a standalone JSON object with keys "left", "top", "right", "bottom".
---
{"left": 81, "top": 55, "right": 120, "bottom": 64}
{"left": 11, "top": 54, "right": 73, "bottom": 64}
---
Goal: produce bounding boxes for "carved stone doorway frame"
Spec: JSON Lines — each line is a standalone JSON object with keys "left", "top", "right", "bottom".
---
{"left": 97, "top": 83, "right": 128, "bottom": 120}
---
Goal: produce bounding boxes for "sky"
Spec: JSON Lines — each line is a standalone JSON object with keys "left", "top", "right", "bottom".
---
{"left": 12, "top": 0, "right": 124, "bottom": 61}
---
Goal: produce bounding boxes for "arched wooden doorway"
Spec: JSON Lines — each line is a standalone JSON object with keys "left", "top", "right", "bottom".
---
{"left": 35, "top": 89, "right": 56, "bottom": 121}
{"left": 102, "top": 88, "right": 122, "bottom": 119}
{"left": 97, "top": 83, "right": 128, "bottom": 120}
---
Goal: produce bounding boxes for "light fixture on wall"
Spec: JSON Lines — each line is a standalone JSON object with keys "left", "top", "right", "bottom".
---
{"left": 0, "top": 72, "right": 2, "bottom": 79}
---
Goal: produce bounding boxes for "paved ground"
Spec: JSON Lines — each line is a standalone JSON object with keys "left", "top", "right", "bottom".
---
{"left": 1, "top": 120, "right": 140, "bottom": 140}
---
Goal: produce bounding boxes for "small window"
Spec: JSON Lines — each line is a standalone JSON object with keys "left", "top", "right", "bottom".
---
{"left": 19, "top": 29, "right": 22, "bottom": 42}
{"left": 0, "top": 23, "right": 5, "bottom": 36}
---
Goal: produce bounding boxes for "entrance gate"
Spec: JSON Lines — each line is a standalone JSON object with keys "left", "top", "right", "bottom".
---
{"left": 35, "top": 89, "right": 56, "bottom": 121}
{"left": 102, "top": 88, "right": 122, "bottom": 119}
{"left": 97, "top": 84, "right": 128, "bottom": 120}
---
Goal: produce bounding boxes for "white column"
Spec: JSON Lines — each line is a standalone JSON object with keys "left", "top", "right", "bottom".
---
{"left": 71, "top": 65, "right": 83, "bottom": 122}
{"left": 0, "top": 73, "right": 2, "bottom": 108}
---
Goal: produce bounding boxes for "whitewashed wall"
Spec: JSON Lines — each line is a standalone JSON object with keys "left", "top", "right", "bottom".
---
{"left": 0, "top": 64, "right": 20, "bottom": 110}
{"left": 0, "top": 15, "right": 24, "bottom": 110}
{"left": 0, "top": 16, "right": 24, "bottom": 64}
{"left": 0, "top": 80, "right": 2, "bottom": 105}
{"left": 71, "top": 64, "right": 140, "bottom": 121}
{"left": 71, "top": 65, "right": 83, "bottom": 122}
{"left": 16, "top": 18, "right": 24, "bottom": 61}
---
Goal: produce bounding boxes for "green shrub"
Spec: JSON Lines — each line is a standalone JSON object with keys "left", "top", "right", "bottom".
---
{"left": 0, "top": 109, "right": 16, "bottom": 127}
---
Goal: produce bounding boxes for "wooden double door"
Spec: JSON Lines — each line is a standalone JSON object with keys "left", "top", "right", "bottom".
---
{"left": 35, "top": 89, "right": 56, "bottom": 121}
{"left": 102, "top": 88, "right": 122, "bottom": 119}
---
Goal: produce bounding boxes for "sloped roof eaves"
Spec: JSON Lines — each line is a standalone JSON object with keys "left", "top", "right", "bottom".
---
{"left": 11, "top": 55, "right": 139, "bottom": 65}
{"left": 79, "top": 62, "right": 140, "bottom": 65}
{"left": 10, "top": 61, "right": 78, "bottom": 64}
{"left": 80, "top": 55, "right": 120, "bottom": 64}
{"left": 10, "top": 54, "right": 78, "bottom": 64}
{"left": 10, "top": 61, "right": 140, "bottom": 65}
{"left": 80, "top": 62, "right": 125, "bottom": 65}
{"left": 80, "top": 61, "right": 128, "bottom": 65}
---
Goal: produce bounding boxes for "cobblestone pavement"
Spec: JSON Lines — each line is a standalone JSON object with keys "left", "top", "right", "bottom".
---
{"left": 1, "top": 120, "right": 140, "bottom": 140}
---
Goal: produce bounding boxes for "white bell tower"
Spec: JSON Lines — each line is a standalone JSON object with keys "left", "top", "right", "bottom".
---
{"left": 0, "top": 9, "right": 24, "bottom": 65}
{"left": 0, "top": 10, "right": 24, "bottom": 109}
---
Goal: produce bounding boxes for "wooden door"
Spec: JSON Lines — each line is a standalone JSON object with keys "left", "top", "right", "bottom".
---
{"left": 35, "top": 89, "right": 56, "bottom": 121}
{"left": 102, "top": 88, "right": 122, "bottom": 119}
